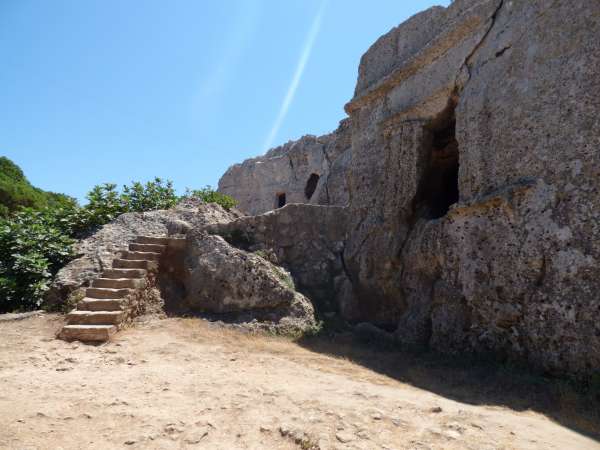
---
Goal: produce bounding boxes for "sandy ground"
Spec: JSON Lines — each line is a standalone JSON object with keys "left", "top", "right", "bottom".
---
{"left": 0, "top": 314, "right": 598, "bottom": 450}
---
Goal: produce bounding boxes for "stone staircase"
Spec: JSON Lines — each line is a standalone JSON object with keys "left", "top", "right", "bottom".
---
{"left": 58, "top": 236, "right": 176, "bottom": 343}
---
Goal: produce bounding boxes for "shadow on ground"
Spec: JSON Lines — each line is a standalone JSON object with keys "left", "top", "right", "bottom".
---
{"left": 296, "top": 331, "right": 600, "bottom": 442}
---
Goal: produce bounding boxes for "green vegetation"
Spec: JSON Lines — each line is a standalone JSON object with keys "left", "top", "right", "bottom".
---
{"left": 0, "top": 157, "right": 238, "bottom": 313}
{"left": 72, "top": 178, "right": 178, "bottom": 233}
{"left": 0, "top": 207, "right": 76, "bottom": 312}
{"left": 0, "top": 157, "right": 75, "bottom": 217}
{"left": 184, "top": 186, "right": 238, "bottom": 210}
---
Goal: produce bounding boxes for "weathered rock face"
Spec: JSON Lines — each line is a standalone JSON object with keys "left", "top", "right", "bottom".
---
{"left": 344, "top": 0, "right": 600, "bottom": 375}
{"left": 207, "top": 204, "right": 355, "bottom": 319}
{"left": 218, "top": 119, "right": 351, "bottom": 215}
{"left": 217, "top": 0, "right": 600, "bottom": 376}
{"left": 181, "top": 229, "right": 316, "bottom": 334}
{"left": 44, "top": 201, "right": 240, "bottom": 307}
{"left": 47, "top": 200, "right": 316, "bottom": 333}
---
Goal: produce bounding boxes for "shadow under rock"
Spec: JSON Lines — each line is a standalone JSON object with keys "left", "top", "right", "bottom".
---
{"left": 295, "top": 330, "right": 600, "bottom": 442}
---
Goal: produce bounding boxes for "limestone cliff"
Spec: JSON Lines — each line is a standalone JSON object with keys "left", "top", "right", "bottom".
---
{"left": 217, "top": 0, "right": 600, "bottom": 377}
{"left": 218, "top": 119, "right": 351, "bottom": 215}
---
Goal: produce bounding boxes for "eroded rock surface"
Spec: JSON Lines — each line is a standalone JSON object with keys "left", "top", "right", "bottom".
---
{"left": 217, "top": 0, "right": 600, "bottom": 376}
{"left": 218, "top": 119, "right": 351, "bottom": 215}
{"left": 46, "top": 199, "right": 316, "bottom": 334}
{"left": 207, "top": 204, "right": 355, "bottom": 319}
{"left": 44, "top": 201, "right": 240, "bottom": 308}
{"left": 182, "top": 230, "right": 316, "bottom": 334}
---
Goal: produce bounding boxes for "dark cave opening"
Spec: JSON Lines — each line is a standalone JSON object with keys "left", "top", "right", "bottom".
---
{"left": 304, "top": 173, "right": 320, "bottom": 200}
{"left": 412, "top": 103, "right": 460, "bottom": 220}
{"left": 276, "top": 192, "right": 286, "bottom": 208}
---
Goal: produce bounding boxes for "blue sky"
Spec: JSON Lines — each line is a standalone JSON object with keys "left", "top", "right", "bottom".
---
{"left": 0, "top": 0, "right": 449, "bottom": 203}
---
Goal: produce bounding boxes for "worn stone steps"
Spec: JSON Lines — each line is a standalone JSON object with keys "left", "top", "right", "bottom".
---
{"left": 112, "top": 258, "right": 154, "bottom": 270}
{"left": 121, "top": 250, "right": 161, "bottom": 261}
{"left": 58, "top": 234, "right": 175, "bottom": 343}
{"left": 129, "top": 243, "right": 166, "bottom": 253}
{"left": 101, "top": 268, "right": 147, "bottom": 279}
{"left": 67, "top": 310, "right": 123, "bottom": 325}
{"left": 77, "top": 298, "right": 124, "bottom": 311}
{"left": 135, "top": 236, "right": 173, "bottom": 246}
{"left": 92, "top": 277, "right": 145, "bottom": 289}
{"left": 86, "top": 287, "right": 132, "bottom": 299}
{"left": 59, "top": 325, "right": 117, "bottom": 342}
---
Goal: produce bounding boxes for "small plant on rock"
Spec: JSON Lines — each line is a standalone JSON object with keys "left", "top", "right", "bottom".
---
{"left": 183, "top": 186, "right": 238, "bottom": 210}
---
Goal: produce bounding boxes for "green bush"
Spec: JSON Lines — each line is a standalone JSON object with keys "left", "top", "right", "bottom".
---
{"left": 124, "top": 178, "right": 178, "bottom": 213}
{"left": 69, "top": 178, "right": 179, "bottom": 234}
{"left": 184, "top": 186, "right": 238, "bottom": 210}
{"left": 0, "top": 208, "right": 75, "bottom": 312}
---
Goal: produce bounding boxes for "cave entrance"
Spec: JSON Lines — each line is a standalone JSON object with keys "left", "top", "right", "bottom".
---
{"left": 412, "top": 101, "right": 460, "bottom": 220}
{"left": 276, "top": 192, "right": 286, "bottom": 208}
{"left": 304, "top": 173, "right": 320, "bottom": 200}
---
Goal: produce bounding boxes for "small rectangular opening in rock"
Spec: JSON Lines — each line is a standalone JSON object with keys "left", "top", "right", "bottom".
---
{"left": 412, "top": 100, "right": 460, "bottom": 220}
{"left": 276, "top": 192, "right": 286, "bottom": 208}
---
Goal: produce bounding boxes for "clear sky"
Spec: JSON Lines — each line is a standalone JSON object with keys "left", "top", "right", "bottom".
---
{"left": 1, "top": 0, "right": 449, "bottom": 203}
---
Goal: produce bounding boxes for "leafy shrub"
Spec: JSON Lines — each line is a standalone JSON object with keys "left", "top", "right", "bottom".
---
{"left": 0, "top": 208, "right": 75, "bottom": 312}
{"left": 184, "top": 186, "right": 238, "bottom": 210}
{"left": 125, "top": 178, "right": 178, "bottom": 212}
{"left": 69, "top": 178, "right": 179, "bottom": 234}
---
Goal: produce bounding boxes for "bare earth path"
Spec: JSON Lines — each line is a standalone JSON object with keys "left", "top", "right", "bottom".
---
{"left": 1, "top": 314, "right": 598, "bottom": 449}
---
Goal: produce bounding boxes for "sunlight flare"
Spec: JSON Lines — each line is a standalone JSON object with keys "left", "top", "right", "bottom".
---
{"left": 262, "top": 0, "right": 328, "bottom": 152}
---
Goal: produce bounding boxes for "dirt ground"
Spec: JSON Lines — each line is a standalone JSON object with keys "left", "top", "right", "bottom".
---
{"left": 1, "top": 314, "right": 599, "bottom": 450}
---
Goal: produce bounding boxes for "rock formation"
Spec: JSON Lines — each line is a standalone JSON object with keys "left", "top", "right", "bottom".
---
{"left": 207, "top": 204, "right": 354, "bottom": 318}
{"left": 45, "top": 200, "right": 240, "bottom": 308}
{"left": 218, "top": 0, "right": 600, "bottom": 377}
{"left": 47, "top": 200, "right": 317, "bottom": 334}
{"left": 182, "top": 230, "right": 316, "bottom": 334}
{"left": 218, "top": 119, "right": 351, "bottom": 215}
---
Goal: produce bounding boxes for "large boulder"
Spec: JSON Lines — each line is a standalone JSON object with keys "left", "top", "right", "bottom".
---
{"left": 207, "top": 204, "right": 355, "bottom": 319}
{"left": 182, "top": 229, "right": 316, "bottom": 334}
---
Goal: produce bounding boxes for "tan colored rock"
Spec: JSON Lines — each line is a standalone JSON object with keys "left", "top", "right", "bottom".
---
{"left": 44, "top": 201, "right": 240, "bottom": 308}
{"left": 343, "top": 0, "right": 600, "bottom": 375}
{"left": 182, "top": 229, "right": 316, "bottom": 334}
{"left": 216, "top": 0, "right": 600, "bottom": 376}
{"left": 218, "top": 119, "right": 351, "bottom": 215}
{"left": 207, "top": 204, "right": 355, "bottom": 318}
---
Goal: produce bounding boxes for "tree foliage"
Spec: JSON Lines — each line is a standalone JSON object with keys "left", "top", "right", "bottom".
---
{"left": 0, "top": 157, "right": 75, "bottom": 218}
{"left": 184, "top": 186, "right": 238, "bottom": 210}
{"left": 0, "top": 207, "right": 76, "bottom": 312}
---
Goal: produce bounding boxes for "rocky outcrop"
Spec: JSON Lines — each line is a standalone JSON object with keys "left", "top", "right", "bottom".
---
{"left": 342, "top": 0, "right": 600, "bottom": 376}
{"left": 45, "top": 201, "right": 240, "bottom": 308}
{"left": 217, "top": 0, "right": 600, "bottom": 376}
{"left": 181, "top": 230, "right": 316, "bottom": 334}
{"left": 207, "top": 204, "right": 355, "bottom": 319}
{"left": 218, "top": 119, "right": 351, "bottom": 215}
{"left": 48, "top": 200, "right": 317, "bottom": 335}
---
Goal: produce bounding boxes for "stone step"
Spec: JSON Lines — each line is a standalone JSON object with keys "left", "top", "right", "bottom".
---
{"left": 67, "top": 310, "right": 123, "bottom": 325}
{"left": 59, "top": 325, "right": 116, "bottom": 342}
{"left": 121, "top": 251, "right": 161, "bottom": 261}
{"left": 77, "top": 298, "right": 123, "bottom": 311}
{"left": 112, "top": 259, "right": 154, "bottom": 270}
{"left": 92, "top": 278, "right": 145, "bottom": 289}
{"left": 135, "top": 236, "right": 172, "bottom": 246}
{"left": 101, "top": 268, "right": 147, "bottom": 279}
{"left": 86, "top": 287, "right": 131, "bottom": 299}
{"left": 129, "top": 243, "right": 166, "bottom": 253}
